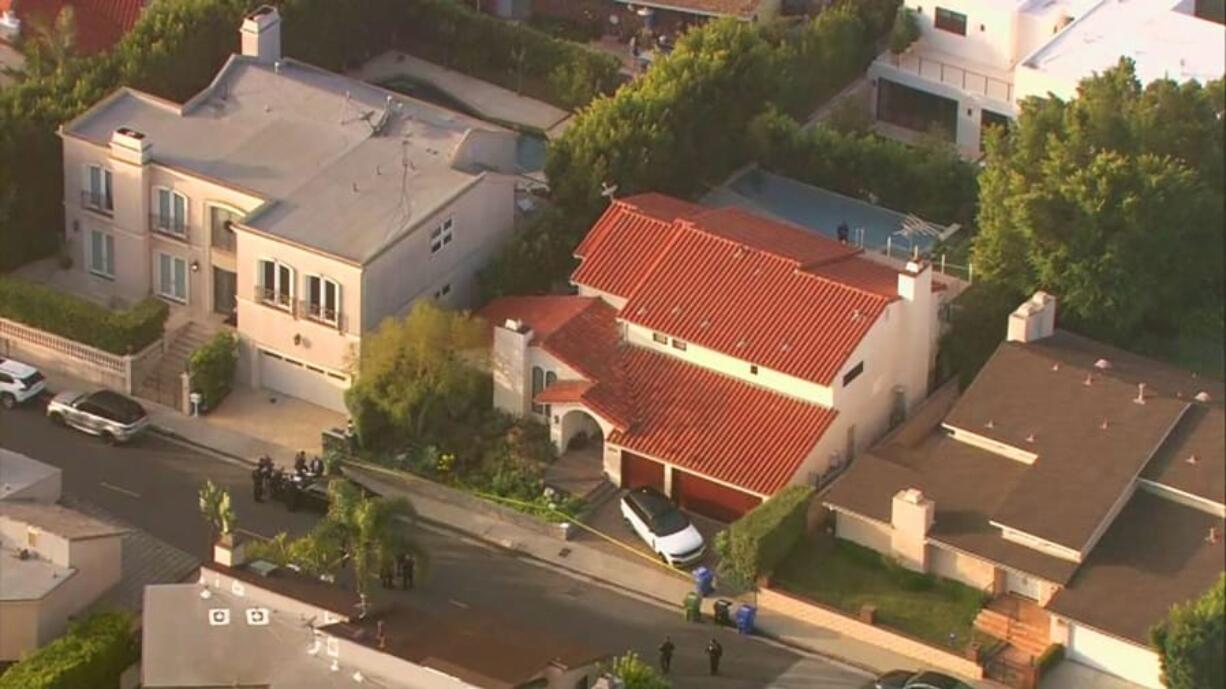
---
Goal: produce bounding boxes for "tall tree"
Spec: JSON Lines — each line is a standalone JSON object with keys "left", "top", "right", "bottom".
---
{"left": 346, "top": 300, "right": 488, "bottom": 448}
{"left": 972, "top": 60, "right": 1224, "bottom": 352}
{"left": 1151, "top": 575, "right": 1225, "bottom": 689}
{"left": 22, "top": 6, "right": 77, "bottom": 78}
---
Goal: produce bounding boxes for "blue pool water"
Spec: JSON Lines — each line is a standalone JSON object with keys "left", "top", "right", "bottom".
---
{"left": 706, "top": 168, "right": 946, "bottom": 254}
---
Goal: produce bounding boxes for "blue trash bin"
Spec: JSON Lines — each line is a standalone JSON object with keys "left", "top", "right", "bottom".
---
{"left": 735, "top": 603, "right": 757, "bottom": 635}
{"left": 693, "top": 566, "right": 714, "bottom": 597}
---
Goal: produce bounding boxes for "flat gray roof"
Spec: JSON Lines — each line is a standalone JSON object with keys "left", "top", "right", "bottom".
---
{"left": 63, "top": 57, "right": 517, "bottom": 263}
{"left": 0, "top": 501, "right": 128, "bottom": 541}
{"left": 0, "top": 448, "right": 61, "bottom": 501}
{"left": 0, "top": 547, "right": 74, "bottom": 601}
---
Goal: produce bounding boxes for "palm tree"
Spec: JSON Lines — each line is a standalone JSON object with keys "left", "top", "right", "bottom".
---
{"left": 325, "top": 479, "right": 425, "bottom": 597}
{"left": 198, "top": 480, "right": 235, "bottom": 546}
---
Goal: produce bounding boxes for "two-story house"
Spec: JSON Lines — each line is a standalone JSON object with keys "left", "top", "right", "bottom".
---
{"left": 58, "top": 6, "right": 520, "bottom": 411}
{"left": 870, "top": 0, "right": 1225, "bottom": 156}
{"left": 823, "top": 292, "right": 1225, "bottom": 688}
{"left": 481, "top": 193, "right": 945, "bottom": 521}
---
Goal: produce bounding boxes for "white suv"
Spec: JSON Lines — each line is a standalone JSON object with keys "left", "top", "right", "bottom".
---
{"left": 0, "top": 357, "right": 47, "bottom": 409}
{"left": 620, "top": 487, "right": 706, "bottom": 567}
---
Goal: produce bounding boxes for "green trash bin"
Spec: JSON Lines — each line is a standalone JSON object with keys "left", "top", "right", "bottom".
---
{"left": 683, "top": 592, "right": 702, "bottom": 622}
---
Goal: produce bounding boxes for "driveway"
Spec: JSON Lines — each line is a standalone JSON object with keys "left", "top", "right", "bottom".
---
{"left": 579, "top": 488, "right": 726, "bottom": 575}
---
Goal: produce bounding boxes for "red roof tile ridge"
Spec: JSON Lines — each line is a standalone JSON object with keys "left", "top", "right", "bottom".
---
{"left": 797, "top": 257, "right": 898, "bottom": 303}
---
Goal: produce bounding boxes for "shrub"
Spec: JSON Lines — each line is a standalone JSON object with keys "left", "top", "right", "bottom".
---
{"left": 188, "top": 331, "right": 238, "bottom": 412}
{"left": 0, "top": 611, "right": 138, "bottom": 689}
{"left": 889, "top": 6, "right": 920, "bottom": 55}
{"left": 600, "top": 652, "right": 671, "bottom": 689}
{"left": 1036, "top": 643, "right": 1066, "bottom": 676}
{"left": 715, "top": 484, "right": 814, "bottom": 593}
{"left": 0, "top": 277, "right": 168, "bottom": 353}
{"left": 1151, "top": 574, "right": 1225, "bottom": 689}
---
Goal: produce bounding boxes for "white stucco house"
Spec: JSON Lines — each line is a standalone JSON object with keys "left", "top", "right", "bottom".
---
{"left": 57, "top": 6, "right": 521, "bottom": 412}
{"left": 870, "top": 0, "right": 1226, "bottom": 156}
{"left": 824, "top": 293, "right": 1225, "bottom": 687}
{"left": 481, "top": 193, "right": 947, "bottom": 521}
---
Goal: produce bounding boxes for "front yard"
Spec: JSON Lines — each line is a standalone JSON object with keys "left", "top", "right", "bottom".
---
{"left": 773, "top": 533, "right": 989, "bottom": 651}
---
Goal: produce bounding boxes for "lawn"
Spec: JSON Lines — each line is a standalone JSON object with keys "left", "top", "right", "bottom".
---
{"left": 773, "top": 534, "right": 989, "bottom": 650}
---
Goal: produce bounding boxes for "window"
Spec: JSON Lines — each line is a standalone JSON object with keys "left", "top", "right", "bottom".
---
{"left": 531, "top": 366, "right": 545, "bottom": 414}
{"left": 157, "top": 253, "right": 188, "bottom": 302}
{"left": 89, "top": 229, "right": 115, "bottom": 278}
{"left": 258, "top": 259, "right": 294, "bottom": 309}
{"left": 154, "top": 188, "right": 188, "bottom": 237}
{"left": 934, "top": 7, "right": 967, "bottom": 35}
{"left": 652, "top": 332, "right": 668, "bottom": 345}
{"left": 672, "top": 339, "right": 688, "bottom": 352}
{"left": 210, "top": 206, "right": 240, "bottom": 252}
{"left": 750, "top": 364, "right": 759, "bottom": 375}
{"left": 429, "top": 218, "right": 454, "bottom": 254}
{"left": 842, "top": 361, "right": 864, "bottom": 387}
{"left": 83, "top": 165, "right": 113, "bottom": 212}
{"left": 306, "top": 275, "right": 340, "bottom": 325}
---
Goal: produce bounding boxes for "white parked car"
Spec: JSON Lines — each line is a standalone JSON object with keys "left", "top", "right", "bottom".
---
{"left": 620, "top": 486, "right": 705, "bottom": 567}
{"left": 0, "top": 357, "right": 46, "bottom": 409}
{"left": 47, "top": 390, "right": 149, "bottom": 444}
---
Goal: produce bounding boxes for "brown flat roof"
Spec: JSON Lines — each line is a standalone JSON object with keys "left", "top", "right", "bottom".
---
{"left": 206, "top": 561, "right": 361, "bottom": 617}
{"left": 944, "top": 333, "right": 1191, "bottom": 551}
{"left": 322, "top": 603, "right": 606, "bottom": 689}
{"left": 826, "top": 432, "right": 1079, "bottom": 584}
{"left": 1046, "top": 490, "right": 1225, "bottom": 645}
{"left": 1141, "top": 404, "right": 1225, "bottom": 506}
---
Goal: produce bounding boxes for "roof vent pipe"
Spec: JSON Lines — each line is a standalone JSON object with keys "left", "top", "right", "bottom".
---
{"left": 1134, "top": 383, "right": 1147, "bottom": 404}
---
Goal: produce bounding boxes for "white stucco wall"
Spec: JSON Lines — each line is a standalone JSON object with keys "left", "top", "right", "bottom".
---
{"left": 834, "top": 510, "right": 893, "bottom": 554}
{"left": 928, "top": 544, "right": 997, "bottom": 590}
{"left": 904, "top": 0, "right": 1021, "bottom": 70}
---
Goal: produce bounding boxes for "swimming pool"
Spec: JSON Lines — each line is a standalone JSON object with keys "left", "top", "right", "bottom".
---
{"left": 704, "top": 168, "right": 953, "bottom": 255}
{"left": 378, "top": 75, "right": 547, "bottom": 175}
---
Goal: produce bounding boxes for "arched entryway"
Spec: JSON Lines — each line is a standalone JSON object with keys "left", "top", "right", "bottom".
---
{"left": 544, "top": 407, "right": 611, "bottom": 501}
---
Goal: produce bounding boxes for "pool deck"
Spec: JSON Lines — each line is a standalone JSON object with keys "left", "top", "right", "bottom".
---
{"left": 349, "top": 51, "right": 572, "bottom": 136}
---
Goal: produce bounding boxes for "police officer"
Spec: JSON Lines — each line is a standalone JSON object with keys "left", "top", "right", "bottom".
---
{"left": 380, "top": 557, "right": 395, "bottom": 589}
{"left": 706, "top": 638, "right": 723, "bottom": 676}
{"left": 397, "top": 552, "right": 415, "bottom": 590}
{"left": 251, "top": 466, "right": 265, "bottom": 502}
{"left": 310, "top": 455, "right": 325, "bottom": 477}
{"left": 658, "top": 636, "right": 675, "bottom": 675}
{"left": 294, "top": 451, "right": 308, "bottom": 477}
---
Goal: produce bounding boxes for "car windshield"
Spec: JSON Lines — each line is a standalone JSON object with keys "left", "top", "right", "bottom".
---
{"left": 652, "top": 509, "right": 690, "bottom": 536}
{"left": 20, "top": 371, "right": 44, "bottom": 389}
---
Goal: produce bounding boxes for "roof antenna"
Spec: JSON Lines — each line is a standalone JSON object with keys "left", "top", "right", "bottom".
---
{"left": 600, "top": 181, "right": 618, "bottom": 201}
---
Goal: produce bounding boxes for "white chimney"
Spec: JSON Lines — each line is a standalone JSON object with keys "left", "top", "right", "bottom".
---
{"left": 1006, "top": 291, "right": 1057, "bottom": 343}
{"left": 492, "top": 318, "right": 534, "bottom": 416}
{"left": 240, "top": 6, "right": 281, "bottom": 64}
{"left": 0, "top": 10, "right": 20, "bottom": 42}
{"left": 890, "top": 488, "right": 934, "bottom": 572}
{"left": 109, "top": 127, "right": 151, "bottom": 165}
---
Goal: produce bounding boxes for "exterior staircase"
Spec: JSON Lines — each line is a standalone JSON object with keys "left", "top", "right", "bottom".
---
{"left": 135, "top": 321, "right": 216, "bottom": 410}
{"left": 974, "top": 607, "right": 1050, "bottom": 658}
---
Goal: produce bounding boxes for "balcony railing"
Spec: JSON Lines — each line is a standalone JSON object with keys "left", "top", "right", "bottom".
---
{"left": 254, "top": 285, "right": 295, "bottom": 314}
{"left": 211, "top": 227, "right": 237, "bottom": 253}
{"left": 80, "top": 190, "right": 113, "bottom": 215}
{"left": 891, "top": 52, "right": 1013, "bottom": 103}
{"left": 300, "top": 301, "right": 347, "bottom": 332}
{"left": 150, "top": 214, "right": 190, "bottom": 242}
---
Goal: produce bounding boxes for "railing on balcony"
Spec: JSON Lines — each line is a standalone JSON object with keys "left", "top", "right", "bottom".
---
{"left": 254, "top": 285, "right": 295, "bottom": 314}
{"left": 892, "top": 52, "right": 1013, "bottom": 103}
{"left": 80, "top": 190, "right": 113, "bottom": 215}
{"left": 149, "top": 214, "right": 190, "bottom": 242}
{"left": 299, "top": 300, "right": 347, "bottom": 332}
{"left": 211, "top": 226, "right": 237, "bottom": 253}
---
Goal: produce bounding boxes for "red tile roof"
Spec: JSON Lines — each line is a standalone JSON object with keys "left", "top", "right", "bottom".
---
{"left": 478, "top": 295, "right": 598, "bottom": 345}
{"left": 480, "top": 294, "right": 837, "bottom": 496}
{"left": 607, "top": 348, "right": 837, "bottom": 496}
{"left": 576, "top": 196, "right": 925, "bottom": 386}
{"left": 3, "top": 0, "right": 145, "bottom": 55}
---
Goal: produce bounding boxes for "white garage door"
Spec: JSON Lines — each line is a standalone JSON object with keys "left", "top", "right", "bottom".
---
{"left": 259, "top": 350, "right": 348, "bottom": 412}
{"left": 1067, "top": 622, "right": 1163, "bottom": 689}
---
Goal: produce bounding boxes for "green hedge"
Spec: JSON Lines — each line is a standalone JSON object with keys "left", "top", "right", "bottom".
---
{"left": 0, "top": 277, "right": 168, "bottom": 354}
{"left": 1037, "top": 643, "right": 1066, "bottom": 676}
{"left": 188, "top": 330, "right": 238, "bottom": 411}
{"left": 748, "top": 107, "right": 979, "bottom": 226}
{"left": 715, "top": 484, "right": 814, "bottom": 592}
{"left": 0, "top": 611, "right": 138, "bottom": 689}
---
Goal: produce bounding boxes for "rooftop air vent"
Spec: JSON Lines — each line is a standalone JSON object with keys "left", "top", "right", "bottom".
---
{"left": 1186, "top": 454, "right": 1199, "bottom": 465}
{"left": 1134, "top": 383, "right": 1147, "bottom": 405}
{"left": 1194, "top": 391, "right": 1211, "bottom": 403}
{"left": 1094, "top": 358, "right": 1112, "bottom": 370}
{"left": 1084, "top": 374, "right": 1094, "bottom": 386}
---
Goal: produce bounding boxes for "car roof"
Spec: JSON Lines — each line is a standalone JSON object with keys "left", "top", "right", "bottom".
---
{"left": 0, "top": 358, "right": 38, "bottom": 377}
{"left": 86, "top": 390, "right": 147, "bottom": 423}
{"left": 907, "top": 671, "right": 964, "bottom": 689}
{"left": 628, "top": 487, "right": 676, "bottom": 516}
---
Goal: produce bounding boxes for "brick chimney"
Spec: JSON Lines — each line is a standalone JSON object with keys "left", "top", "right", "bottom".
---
{"left": 890, "top": 488, "right": 934, "bottom": 572}
{"left": 1006, "top": 291, "right": 1057, "bottom": 343}
{"left": 240, "top": 6, "right": 281, "bottom": 64}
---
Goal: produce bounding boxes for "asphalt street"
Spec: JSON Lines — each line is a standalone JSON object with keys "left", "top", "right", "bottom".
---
{"left": 0, "top": 401, "right": 871, "bottom": 689}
